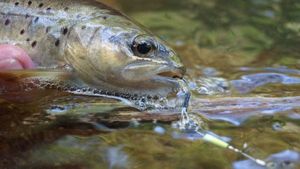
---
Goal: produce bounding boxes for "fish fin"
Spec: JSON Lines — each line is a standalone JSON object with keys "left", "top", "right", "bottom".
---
{"left": 0, "top": 69, "right": 77, "bottom": 96}
{"left": 0, "top": 69, "right": 72, "bottom": 80}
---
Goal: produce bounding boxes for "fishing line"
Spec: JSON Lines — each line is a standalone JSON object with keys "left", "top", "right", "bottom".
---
{"left": 177, "top": 79, "right": 267, "bottom": 167}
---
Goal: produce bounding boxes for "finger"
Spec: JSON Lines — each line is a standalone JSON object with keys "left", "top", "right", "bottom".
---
{"left": 0, "top": 44, "right": 34, "bottom": 69}
{"left": 0, "top": 58, "right": 24, "bottom": 70}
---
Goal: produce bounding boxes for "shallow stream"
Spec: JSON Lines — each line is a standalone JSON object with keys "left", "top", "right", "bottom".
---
{"left": 1, "top": 0, "right": 300, "bottom": 169}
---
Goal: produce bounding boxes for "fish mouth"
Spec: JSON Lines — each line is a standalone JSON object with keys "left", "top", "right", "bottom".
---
{"left": 122, "top": 61, "right": 185, "bottom": 83}
{"left": 156, "top": 67, "right": 185, "bottom": 79}
{"left": 157, "top": 70, "right": 183, "bottom": 79}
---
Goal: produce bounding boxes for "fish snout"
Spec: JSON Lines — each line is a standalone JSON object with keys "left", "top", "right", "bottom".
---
{"left": 167, "top": 53, "right": 186, "bottom": 78}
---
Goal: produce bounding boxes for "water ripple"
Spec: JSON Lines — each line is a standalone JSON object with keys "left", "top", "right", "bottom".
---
{"left": 231, "top": 73, "right": 300, "bottom": 93}
{"left": 233, "top": 150, "right": 300, "bottom": 169}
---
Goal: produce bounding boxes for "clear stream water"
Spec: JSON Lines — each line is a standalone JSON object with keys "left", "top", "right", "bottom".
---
{"left": 1, "top": 0, "right": 300, "bottom": 169}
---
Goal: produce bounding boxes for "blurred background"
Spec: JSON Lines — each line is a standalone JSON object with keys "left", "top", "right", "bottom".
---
{"left": 104, "top": 0, "right": 300, "bottom": 70}
{"left": 1, "top": 1, "right": 300, "bottom": 169}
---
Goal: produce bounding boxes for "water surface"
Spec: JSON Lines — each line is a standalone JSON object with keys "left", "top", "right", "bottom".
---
{"left": 1, "top": 0, "right": 300, "bottom": 168}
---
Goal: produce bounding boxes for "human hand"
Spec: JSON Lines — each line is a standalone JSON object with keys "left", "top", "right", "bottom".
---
{"left": 0, "top": 44, "right": 34, "bottom": 70}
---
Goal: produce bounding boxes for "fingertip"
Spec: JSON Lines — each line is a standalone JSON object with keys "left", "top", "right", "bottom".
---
{"left": 0, "top": 58, "right": 24, "bottom": 70}
{"left": 0, "top": 44, "right": 34, "bottom": 69}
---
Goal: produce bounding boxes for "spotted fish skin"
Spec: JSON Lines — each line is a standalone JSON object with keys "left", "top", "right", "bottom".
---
{"left": 0, "top": 0, "right": 185, "bottom": 97}
{"left": 0, "top": 0, "right": 122, "bottom": 67}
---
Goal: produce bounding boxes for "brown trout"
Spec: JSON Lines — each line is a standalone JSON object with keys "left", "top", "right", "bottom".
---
{"left": 0, "top": 0, "right": 185, "bottom": 97}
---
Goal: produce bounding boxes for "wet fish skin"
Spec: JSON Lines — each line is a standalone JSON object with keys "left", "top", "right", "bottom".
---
{"left": 0, "top": 0, "right": 185, "bottom": 96}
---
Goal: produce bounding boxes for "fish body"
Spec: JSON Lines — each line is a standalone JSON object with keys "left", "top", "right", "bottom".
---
{"left": 0, "top": 0, "right": 185, "bottom": 97}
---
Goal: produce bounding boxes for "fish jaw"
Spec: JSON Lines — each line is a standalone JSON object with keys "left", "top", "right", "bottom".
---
{"left": 121, "top": 58, "right": 185, "bottom": 81}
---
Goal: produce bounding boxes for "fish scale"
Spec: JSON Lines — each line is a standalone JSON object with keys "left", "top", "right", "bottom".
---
{"left": 0, "top": 0, "right": 185, "bottom": 97}
{"left": 0, "top": 0, "right": 120, "bottom": 67}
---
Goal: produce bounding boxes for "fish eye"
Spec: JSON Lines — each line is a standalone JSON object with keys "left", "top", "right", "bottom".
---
{"left": 132, "top": 35, "right": 155, "bottom": 57}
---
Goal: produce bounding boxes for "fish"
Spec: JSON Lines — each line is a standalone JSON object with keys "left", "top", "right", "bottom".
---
{"left": 0, "top": 0, "right": 185, "bottom": 98}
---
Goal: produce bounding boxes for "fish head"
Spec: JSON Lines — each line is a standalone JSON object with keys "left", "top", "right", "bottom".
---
{"left": 65, "top": 16, "right": 185, "bottom": 96}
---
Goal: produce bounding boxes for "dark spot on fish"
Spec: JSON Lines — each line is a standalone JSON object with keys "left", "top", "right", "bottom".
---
{"left": 55, "top": 39, "right": 60, "bottom": 46}
{"left": 140, "top": 97, "right": 146, "bottom": 103}
{"left": 122, "top": 93, "right": 131, "bottom": 99}
{"left": 26, "top": 38, "right": 30, "bottom": 42}
{"left": 38, "top": 3, "right": 44, "bottom": 8}
{"left": 45, "top": 26, "right": 51, "bottom": 33}
{"left": 56, "top": 86, "right": 63, "bottom": 90}
{"left": 62, "top": 27, "right": 68, "bottom": 35}
{"left": 64, "top": 7, "right": 69, "bottom": 11}
{"left": 107, "top": 91, "right": 114, "bottom": 96}
{"left": 34, "top": 17, "right": 39, "bottom": 23}
{"left": 46, "top": 7, "right": 51, "bottom": 11}
{"left": 94, "top": 90, "right": 102, "bottom": 94}
{"left": 103, "top": 16, "right": 108, "bottom": 20}
{"left": 20, "top": 29, "right": 25, "bottom": 35}
{"left": 69, "top": 87, "right": 76, "bottom": 92}
{"left": 4, "top": 19, "right": 10, "bottom": 26}
{"left": 44, "top": 84, "right": 51, "bottom": 89}
{"left": 81, "top": 25, "right": 86, "bottom": 30}
{"left": 15, "top": 2, "right": 19, "bottom": 6}
{"left": 31, "top": 41, "right": 37, "bottom": 48}
{"left": 153, "top": 95, "right": 159, "bottom": 100}
{"left": 25, "top": 14, "right": 30, "bottom": 19}
{"left": 131, "top": 96, "right": 138, "bottom": 100}
{"left": 28, "top": 1, "right": 32, "bottom": 6}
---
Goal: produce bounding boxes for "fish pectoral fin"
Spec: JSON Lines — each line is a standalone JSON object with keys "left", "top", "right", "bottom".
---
{"left": 0, "top": 69, "right": 81, "bottom": 97}
{"left": 0, "top": 69, "right": 76, "bottom": 91}
{"left": 0, "top": 69, "right": 72, "bottom": 79}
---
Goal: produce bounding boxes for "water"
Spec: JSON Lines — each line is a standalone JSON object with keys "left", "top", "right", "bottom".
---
{"left": 1, "top": 0, "right": 300, "bottom": 168}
